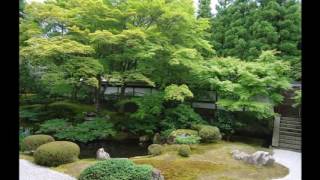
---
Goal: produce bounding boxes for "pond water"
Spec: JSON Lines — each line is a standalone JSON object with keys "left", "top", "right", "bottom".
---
{"left": 78, "top": 139, "right": 150, "bottom": 159}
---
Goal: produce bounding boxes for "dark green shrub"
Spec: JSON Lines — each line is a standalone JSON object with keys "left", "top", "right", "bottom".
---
{"left": 54, "top": 118, "right": 116, "bottom": 143}
{"left": 213, "top": 110, "right": 243, "bottom": 140}
{"left": 36, "top": 119, "right": 71, "bottom": 134}
{"left": 21, "top": 134, "right": 55, "bottom": 152}
{"left": 161, "top": 104, "right": 205, "bottom": 130}
{"left": 175, "top": 135, "right": 201, "bottom": 144}
{"left": 178, "top": 145, "right": 191, "bottom": 157}
{"left": 19, "top": 127, "right": 31, "bottom": 150}
{"left": 45, "top": 101, "right": 95, "bottom": 120}
{"left": 79, "top": 159, "right": 153, "bottom": 180}
{"left": 199, "top": 126, "right": 222, "bottom": 143}
{"left": 148, "top": 144, "right": 163, "bottom": 156}
{"left": 34, "top": 141, "right": 80, "bottom": 167}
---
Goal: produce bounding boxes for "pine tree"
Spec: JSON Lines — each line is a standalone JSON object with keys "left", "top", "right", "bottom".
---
{"left": 211, "top": 0, "right": 301, "bottom": 80}
{"left": 198, "top": 0, "right": 212, "bottom": 18}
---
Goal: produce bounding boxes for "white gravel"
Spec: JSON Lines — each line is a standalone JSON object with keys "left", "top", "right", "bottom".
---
{"left": 272, "top": 149, "right": 301, "bottom": 180}
{"left": 19, "top": 159, "right": 76, "bottom": 180}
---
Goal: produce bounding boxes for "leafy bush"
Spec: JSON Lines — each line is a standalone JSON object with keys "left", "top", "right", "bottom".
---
{"left": 161, "top": 104, "right": 205, "bottom": 129}
{"left": 34, "top": 141, "right": 80, "bottom": 167}
{"left": 21, "top": 134, "right": 55, "bottom": 152}
{"left": 79, "top": 159, "right": 153, "bottom": 180}
{"left": 36, "top": 119, "right": 71, "bottom": 134}
{"left": 45, "top": 101, "right": 95, "bottom": 120}
{"left": 19, "top": 127, "right": 31, "bottom": 150}
{"left": 170, "top": 129, "right": 198, "bottom": 137}
{"left": 126, "top": 93, "right": 164, "bottom": 135}
{"left": 148, "top": 144, "right": 163, "bottom": 156}
{"left": 175, "top": 135, "right": 201, "bottom": 144}
{"left": 199, "top": 126, "right": 222, "bottom": 143}
{"left": 164, "top": 84, "right": 193, "bottom": 102}
{"left": 213, "top": 110, "right": 243, "bottom": 140}
{"left": 178, "top": 145, "right": 191, "bottom": 157}
{"left": 54, "top": 118, "right": 116, "bottom": 143}
{"left": 19, "top": 104, "right": 43, "bottom": 121}
{"left": 190, "top": 124, "right": 208, "bottom": 131}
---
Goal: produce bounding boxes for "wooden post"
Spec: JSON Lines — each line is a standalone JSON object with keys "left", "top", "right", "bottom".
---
{"left": 272, "top": 115, "right": 280, "bottom": 147}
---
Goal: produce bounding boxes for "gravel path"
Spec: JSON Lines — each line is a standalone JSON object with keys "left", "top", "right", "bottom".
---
{"left": 272, "top": 149, "right": 301, "bottom": 180}
{"left": 19, "top": 159, "right": 76, "bottom": 180}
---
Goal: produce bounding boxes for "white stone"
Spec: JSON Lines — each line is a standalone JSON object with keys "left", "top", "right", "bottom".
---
{"left": 96, "top": 148, "right": 110, "bottom": 160}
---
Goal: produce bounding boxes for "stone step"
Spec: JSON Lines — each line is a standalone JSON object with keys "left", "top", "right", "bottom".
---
{"left": 278, "top": 147, "right": 301, "bottom": 152}
{"left": 281, "top": 117, "right": 301, "bottom": 122}
{"left": 279, "top": 142, "right": 301, "bottom": 151}
{"left": 280, "top": 120, "right": 301, "bottom": 125}
{"left": 279, "top": 135, "right": 301, "bottom": 141}
{"left": 279, "top": 138, "right": 301, "bottom": 145}
{"left": 279, "top": 127, "right": 301, "bottom": 133}
{"left": 279, "top": 131, "right": 301, "bottom": 137}
{"left": 280, "top": 123, "right": 301, "bottom": 129}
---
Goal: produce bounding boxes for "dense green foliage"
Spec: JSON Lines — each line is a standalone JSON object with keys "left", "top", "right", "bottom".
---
{"left": 34, "top": 141, "right": 80, "bottom": 167}
{"left": 21, "top": 135, "right": 55, "bottom": 152}
{"left": 213, "top": 110, "right": 244, "bottom": 140}
{"left": 19, "top": 0, "right": 299, "bottom": 143}
{"left": 164, "top": 84, "right": 193, "bottom": 102}
{"left": 79, "top": 159, "right": 153, "bottom": 180}
{"left": 54, "top": 119, "right": 116, "bottom": 143}
{"left": 196, "top": 51, "right": 291, "bottom": 119}
{"left": 148, "top": 144, "right": 163, "bottom": 156}
{"left": 292, "top": 90, "right": 301, "bottom": 108}
{"left": 162, "top": 104, "right": 205, "bottom": 129}
{"left": 36, "top": 119, "right": 71, "bottom": 134}
{"left": 198, "top": 0, "right": 212, "bottom": 18}
{"left": 178, "top": 145, "right": 191, "bottom": 157}
{"left": 211, "top": 0, "right": 301, "bottom": 80}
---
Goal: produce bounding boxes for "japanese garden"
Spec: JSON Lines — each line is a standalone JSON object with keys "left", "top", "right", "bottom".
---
{"left": 19, "top": 0, "right": 301, "bottom": 179}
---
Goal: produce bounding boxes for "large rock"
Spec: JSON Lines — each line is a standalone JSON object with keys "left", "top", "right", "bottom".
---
{"left": 96, "top": 147, "right": 110, "bottom": 160}
{"left": 231, "top": 149, "right": 275, "bottom": 166}
{"left": 153, "top": 133, "right": 162, "bottom": 144}
{"left": 152, "top": 168, "right": 165, "bottom": 180}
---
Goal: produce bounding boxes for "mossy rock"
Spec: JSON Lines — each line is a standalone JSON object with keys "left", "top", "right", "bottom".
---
{"left": 34, "top": 141, "right": 80, "bottom": 167}
{"left": 21, "top": 134, "right": 55, "bottom": 152}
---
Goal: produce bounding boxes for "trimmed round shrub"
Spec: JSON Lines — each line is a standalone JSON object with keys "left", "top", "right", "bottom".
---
{"left": 191, "top": 124, "right": 208, "bottom": 131}
{"left": 79, "top": 158, "right": 153, "bottom": 180}
{"left": 178, "top": 145, "right": 191, "bottom": 157}
{"left": 170, "top": 129, "right": 198, "bottom": 137}
{"left": 175, "top": 135, "right": 201, "bottom": 144}
{"left": 199, "top": 126, "right": 222, "bottom": 143}
{"left": 148, "top": 144, "right": 163, "bottom": 156}
{"left": 34, "top": 141, "right": 80, "bottom": 167}
{"left": 21, "top": 135, "right": 55, "bottom": 152}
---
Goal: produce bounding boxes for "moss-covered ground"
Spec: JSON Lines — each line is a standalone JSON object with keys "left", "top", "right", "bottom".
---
{"left": 20, "top": 141, "right": 288, "bottom": 180}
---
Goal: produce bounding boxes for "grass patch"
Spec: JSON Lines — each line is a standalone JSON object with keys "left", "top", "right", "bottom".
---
{"left": 20, "top": 141, "right": 289, "bottom": 180}
{"left": 52, "top": 159, "right": 98, "bottom": 178}
{"left": 132, "top": 141, "right": 288, "bottom": 180}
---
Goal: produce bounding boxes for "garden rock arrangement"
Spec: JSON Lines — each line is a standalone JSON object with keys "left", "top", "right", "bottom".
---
{"left": 152, "top": 168, "right": 165, "bottom": 180}
{"left": 96, "top": 147, "right": 110, "bottom": 160}
{"left": 231, "top": 149, "right": 275, "bottom": 166}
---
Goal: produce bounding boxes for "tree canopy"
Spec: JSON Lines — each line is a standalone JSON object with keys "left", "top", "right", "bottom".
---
{"left": 20, "top": 0, "right": 297, "bottom": 119}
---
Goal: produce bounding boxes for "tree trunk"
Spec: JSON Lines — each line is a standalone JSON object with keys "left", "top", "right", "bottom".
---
{"left": 95, "top": 76, "right": 102, "bottom": 113}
